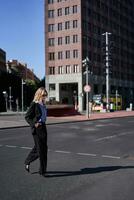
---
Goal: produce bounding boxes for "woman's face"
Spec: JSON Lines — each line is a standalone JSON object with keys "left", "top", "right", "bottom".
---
{"left": 41, "top": 91, "right": 47, "bottom": 102}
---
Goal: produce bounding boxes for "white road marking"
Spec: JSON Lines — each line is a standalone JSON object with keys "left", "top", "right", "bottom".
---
{"left": 0, "top": 144, "right": 122, "bottom": 160}
{"left": 95, "top": 124, "right": 107, "bottom": 127}
{"left": 55, "top": 150, "right": 71, "bottom": 154}
{"left": 83, "top": 128, "right": 97, "bottom": 131}
{"left": 95, "top": 131, "right": 133, "bottom": 142}
{"left": 95, "top": 135, "right": 117, "bottom": 141}
{"left": 5, "top": 145, "right": 17, "bottom": 148}
{"left": 95, "top": 123, "right": 120, "bottom": 127}
{"left": 77, "top": 153, "right": 97, "bottom": 157}
{"left": 20, "top": 146, "right": 32, "bottom": 150}
{"left": 108, "top": 123, "right": 121, "bottom": 126}
{"left": 102, "top": 155, "right": 121, "bottom": 159}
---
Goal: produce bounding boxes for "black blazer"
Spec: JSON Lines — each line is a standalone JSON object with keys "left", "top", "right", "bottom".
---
{"left": 25, "top": 102, "right": 42, "bottom": 135}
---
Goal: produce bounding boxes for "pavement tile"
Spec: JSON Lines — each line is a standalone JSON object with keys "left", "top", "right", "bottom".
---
{"left": 0, "top": 110, "right": 134, "bottom": 129}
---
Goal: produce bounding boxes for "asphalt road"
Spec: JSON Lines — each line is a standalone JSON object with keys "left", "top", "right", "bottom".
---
{"left": 0, "top": 117, "right": 134, "bottom": 200}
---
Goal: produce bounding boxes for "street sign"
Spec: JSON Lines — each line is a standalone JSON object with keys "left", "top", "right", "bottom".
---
{"left": 84, "top": 85, "right": 91, "bottom": 92}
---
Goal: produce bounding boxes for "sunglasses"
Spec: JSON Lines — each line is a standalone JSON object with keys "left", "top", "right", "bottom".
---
{"left": 42, "top": 94, "right": 47, "bottom": 97}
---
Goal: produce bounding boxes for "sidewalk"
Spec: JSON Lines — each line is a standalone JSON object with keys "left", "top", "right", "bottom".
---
{"left": 0, "top": 110, "right": 134, "bottom": 129}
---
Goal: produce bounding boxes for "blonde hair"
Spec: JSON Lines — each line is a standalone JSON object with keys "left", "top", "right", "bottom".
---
{"left": 33, "top": 87, "right": 48, "bottom": 103}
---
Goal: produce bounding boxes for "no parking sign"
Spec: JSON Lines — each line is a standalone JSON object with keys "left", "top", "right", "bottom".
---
{"left": 84, "top": 85, "right": 91, "bottom": 92}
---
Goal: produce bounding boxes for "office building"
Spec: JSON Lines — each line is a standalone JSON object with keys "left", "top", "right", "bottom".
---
{"left": 45, "top": 0, "right": 134, "bottom": 110}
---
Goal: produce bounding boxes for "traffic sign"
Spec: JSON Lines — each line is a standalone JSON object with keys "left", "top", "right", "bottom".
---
{"left": 84, "top": 85, "right": 91, "bottom": 92}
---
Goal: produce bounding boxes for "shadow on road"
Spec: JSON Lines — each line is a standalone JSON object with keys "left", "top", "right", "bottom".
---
{"left": 32, "top": 166, "right": 134, "bottom": 178}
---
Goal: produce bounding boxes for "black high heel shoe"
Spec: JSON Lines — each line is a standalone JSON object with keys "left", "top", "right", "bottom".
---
{"left": 25, "top": 164, "right": 30, "bottom": 173}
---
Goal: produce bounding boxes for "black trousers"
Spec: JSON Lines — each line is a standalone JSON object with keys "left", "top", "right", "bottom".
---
{"left": 25, "top": 124, "right": 48, "bottom": 174}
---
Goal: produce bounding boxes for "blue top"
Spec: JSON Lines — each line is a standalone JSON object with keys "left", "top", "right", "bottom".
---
{"left": 38, "top": 104, "right": 47, "bottom": 123}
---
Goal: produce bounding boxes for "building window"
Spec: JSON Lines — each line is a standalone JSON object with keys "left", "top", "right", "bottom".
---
{"left": 58, "top": 51, "right": 63, "bottom": 59}
{"left": 48, "top": 38, "right": 55, "bottom": 46}
{"left": 65, "top": 50, "right": 70, "bottom": 59}
{"left": 49, "top": 66, "right": 55, "bottom": 75}
{"left": 58, "top": 37, "right": 62, "bottom": 45}
{"left": 57, "top": 0, "right": 62, "bottom": 2}
{"left": 73, "top": 35, "right": 78, "bottom": 43}
{"left": 65, "top": 21, "right": 70, "bottom": 29}
{"left": 48, "top": 0, "right": 54, "bottom": 4}
{"left": 66, "top": 65, "right": 71, "bottom": 73}
{"left": 58, "top": 23, "right": 62, "bottom": 31}
{"left": 73, "top": 50, "right": 78, "bottom": 58}
{"left": 73, "top": 20, "right": 78, "bottom": 28}
{"left": 58, "top": 66, "right": 63, "bottom": 74}
{"left": 49, "top": 84, "right": 55, "bottom": 90}
{"left": 48, "top": 10, "right": 54, "bottom": 18}
{"left": 48, "top": 24, "right": 54, "bottom": 32}
{"left": 65, "top": 36, "right": 70, "bottom": 44}
{"left": 57, "top": 8, "right": 62, "bottom": 16}
{"left": 73, "top": 64, "right": 79, "bottom": 73}
{"left": 65, "top": 7, "right": 69, "bottom": 15}
{"left": 48, "top": 52, "right": 55, "bottom": 60}
{"left": 73, "top": 5, "right": 77, "bottom": 13}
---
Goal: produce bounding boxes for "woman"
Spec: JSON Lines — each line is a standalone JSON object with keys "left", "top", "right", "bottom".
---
{"left": 24, "top": 87, "right": 48, "bottom": 177}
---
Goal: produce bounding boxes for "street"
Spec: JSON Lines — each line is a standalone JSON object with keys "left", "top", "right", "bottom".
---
{"left": 0, "top": 117, "right": 134, "bottom": 199}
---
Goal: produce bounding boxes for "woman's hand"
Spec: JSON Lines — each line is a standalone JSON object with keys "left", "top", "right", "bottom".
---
{"left": 35, "top": 122, "right": 41, "bottom": 128}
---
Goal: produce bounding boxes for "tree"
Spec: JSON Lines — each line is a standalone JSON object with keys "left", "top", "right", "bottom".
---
{"left": 0, "top": 72, "right": 40, "bottom": 112}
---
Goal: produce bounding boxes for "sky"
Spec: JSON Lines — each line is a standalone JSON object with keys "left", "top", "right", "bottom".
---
{"left": 0, "top": 0, "right": 45, "bottom": 79}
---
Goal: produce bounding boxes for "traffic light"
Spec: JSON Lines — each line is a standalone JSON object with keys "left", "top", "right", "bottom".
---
{"left": 82, "top": 56, "right": 90, "bottom": 67}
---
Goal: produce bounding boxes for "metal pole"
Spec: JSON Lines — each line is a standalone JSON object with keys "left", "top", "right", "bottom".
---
{"left": 106, "top": 32, "right": 109, "bottom": 111}
{"left": 102, "top": 32, "right": 111, "bottom": 112}
{"left": 116, "top": 90, "right": 118, "bottom": 110}
{"left": 86, "top": 64, "right": 89, "bottom": 118}
{"left": 5, "top": 96, "right": 8, "bottom": 112}
{"left": 86, "top": 6, "right": 89, "bottom": 118}
{"left": 16, "top": 99, "right": 19, "bottom": 113}
{"left": 22, "top": 79, "right": 24, "bottom": 114}
{"left": 9, "top": 86, "right": 12, "bottom": 111}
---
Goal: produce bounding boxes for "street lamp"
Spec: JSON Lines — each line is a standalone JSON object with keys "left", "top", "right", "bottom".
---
{"left": 102, "top": 32, "right": 112, "bottom": 112}
{"left": 2, "top": 91, "right": 8, "bottom": 112}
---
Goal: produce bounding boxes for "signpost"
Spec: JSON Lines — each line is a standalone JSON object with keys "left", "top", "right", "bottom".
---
{"left": 84, "top": 85, "right": 92, "bottom": 118}
{"left": 82, "top": 57, "right": 91, "bottom": 118}
{"left": 84, "top": 85, "right": 91, "bottom": 93}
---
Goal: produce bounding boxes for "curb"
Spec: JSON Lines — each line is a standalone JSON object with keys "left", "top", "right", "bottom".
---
{"left": 0, "top": 125, "right": 29, "bottom": 130}
{"left": 0, "top": 115, "right": 134, "bottom": 130}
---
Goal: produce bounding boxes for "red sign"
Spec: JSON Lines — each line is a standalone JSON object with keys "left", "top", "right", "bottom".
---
{"left": 84, "top": 85, "right": 91, "bottom": 92}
